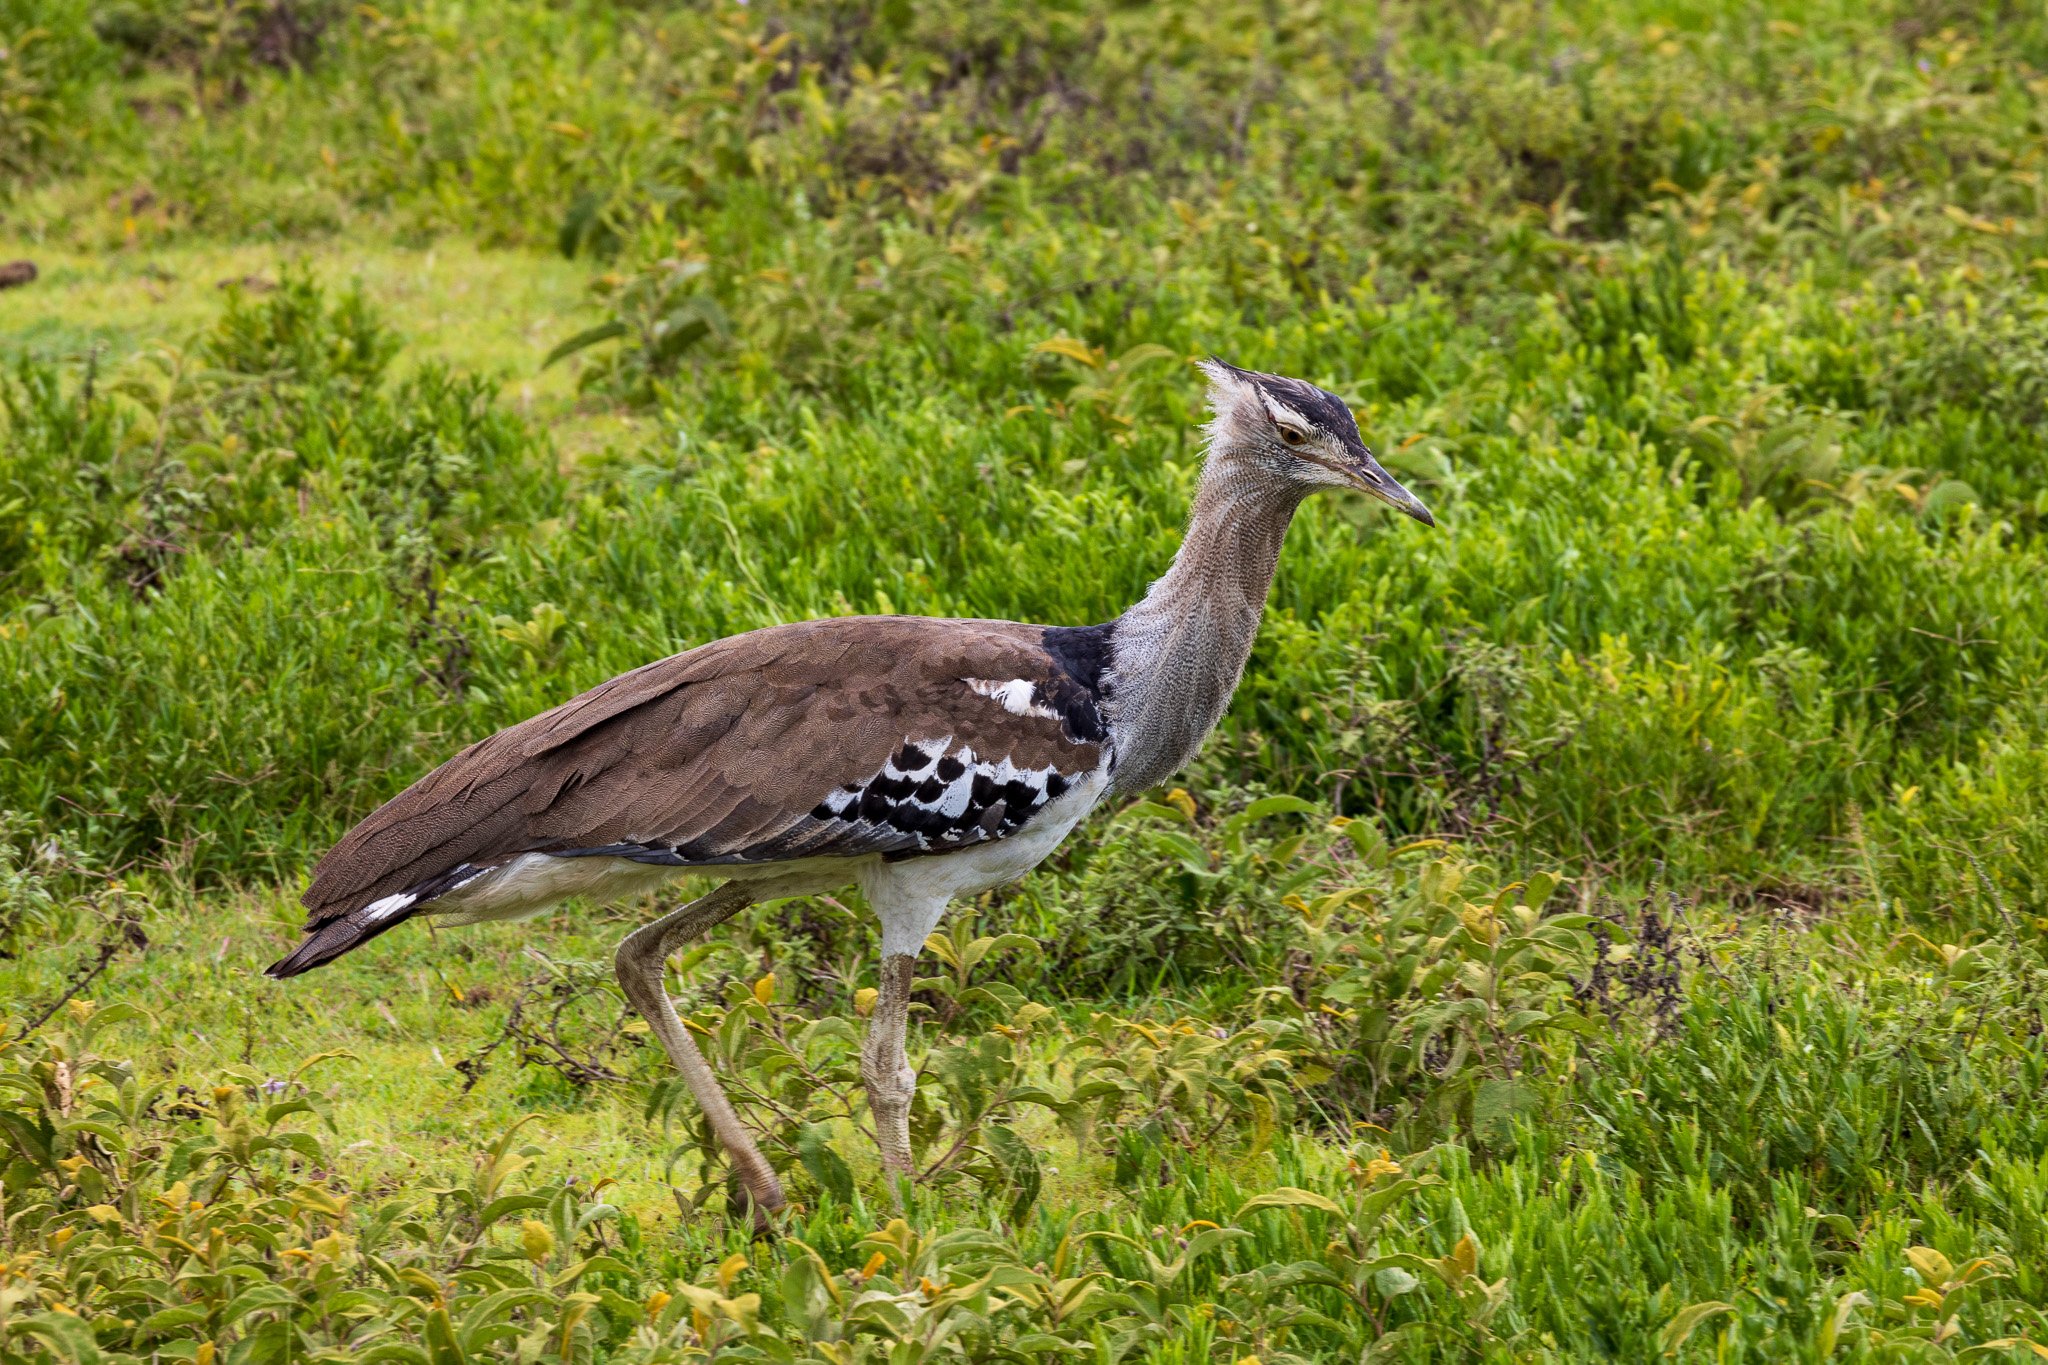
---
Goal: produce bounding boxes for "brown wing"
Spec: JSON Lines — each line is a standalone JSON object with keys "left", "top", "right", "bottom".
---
{"left": 299, "top": 616, "right": 1108, "bottom": 926}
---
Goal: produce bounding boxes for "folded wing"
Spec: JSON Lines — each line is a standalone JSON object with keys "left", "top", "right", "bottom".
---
{"left": 297, "top": 615, "right": 1111, "bottom": 937}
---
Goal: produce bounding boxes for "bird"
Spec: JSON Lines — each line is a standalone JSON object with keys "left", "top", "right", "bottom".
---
{"left": 266, "top": 358, "right": 1433, "bottom": 1221}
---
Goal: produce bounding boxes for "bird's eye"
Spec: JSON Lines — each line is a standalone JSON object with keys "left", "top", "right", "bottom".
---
{"left": 1277, "top": 425, "right": 1306, "bottom": 446}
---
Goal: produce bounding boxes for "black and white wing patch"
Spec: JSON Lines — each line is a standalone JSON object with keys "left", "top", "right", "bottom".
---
{"left": 810, "top": 738, "right": 1079, "bottom": 858}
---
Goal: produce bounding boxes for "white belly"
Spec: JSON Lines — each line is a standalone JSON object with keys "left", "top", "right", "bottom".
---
{"left": 857, "top": 762, "right": 1109, "bottom": 956}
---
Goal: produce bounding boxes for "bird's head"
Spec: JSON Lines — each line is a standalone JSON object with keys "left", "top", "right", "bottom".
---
{"left": 1197, "top": 358, "right": 1434, "bottom": 527}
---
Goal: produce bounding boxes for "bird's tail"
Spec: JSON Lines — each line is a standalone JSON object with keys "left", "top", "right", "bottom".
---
{"left": 265, "top": 897, "right": 421, "bottom": 978}
{"left": 268, "top": 862, "right": 493, "bottom": 978}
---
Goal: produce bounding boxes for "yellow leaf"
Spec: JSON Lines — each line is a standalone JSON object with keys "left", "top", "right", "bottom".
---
{"left": 85, "top": 1204, "right": 121, "bottom": 1225}
{"left": 753, "top": 974, "right": 776, "bottom": 1006}
{"left": 1906, "top": 1246, "right": 1954, "bottom": 1285}
{"left": 1363, "top": 1150, "right": 1403, "bottom": 1182}
{"left": 1012, "top": 1001, "right": 1053, "bottom": 1032}
{"left": 1165, "top": 788, "right": 1197, "bottom": 821}
{"left": 1449, "top": 1231, "right": 1480, "bottom": 1280}
{"left": 1941, "top": 203, "right": 2005, "bottom": 234}
{"left": 861, "top": 1251, "right": 888, "bottom": 1278}
{"left": 547, "top": 121, "right": 587, "bottom": 139}
{"left": 1031, "top": 336, "right": 1100, "bottom": 367}
{"left": 854, "top": 987, "right": 878, "bottom": 1017}
{"left": 521, "top": 1219, "right": 555, "bottom": 1264}
{"left": 291, "top": 1185, "right": 350, "bottom": 1218}
{"left": 645, "top": 1290, "right": 672, "bottom": 1318}
{"left": 717, "top": 1252, "right": 749, "bottom": 1293}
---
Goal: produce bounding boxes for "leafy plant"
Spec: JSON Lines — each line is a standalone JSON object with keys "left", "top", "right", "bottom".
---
{"left": 1258, "top": 829, "right": 1600, "bottom": 1147}
{"left": 545, "top": 254, "right": 730, "bottom": 402}
{"left": 1045, "top": 790, "right": 1328, "bottom": 993}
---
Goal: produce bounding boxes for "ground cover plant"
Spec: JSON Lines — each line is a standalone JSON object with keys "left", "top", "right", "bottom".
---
{"left": 4, "top": 0, "right": 2048, "bottom": 1358}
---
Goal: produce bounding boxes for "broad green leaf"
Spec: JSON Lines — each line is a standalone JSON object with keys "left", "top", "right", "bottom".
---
{"left": 1235, "top": 1187, "right": 1345, "bottom": 1219}
{"left": 541, "top": 320, "right": 628, "bottom": 369}
{"left": 797, "top": 1123, "right": 854, "bottom": 1204}
{"left": 1658, "top": 1301, "right": 1734, "bottom": 1355}
{"left": 1237, "top": 795, "right": 1321, "bottom": 822}
{"left": 1375, "top": 1265, "right": 1421, "bottom": 1297}
{"left": 1818, "top": 1291, "right": 1868, "bottom": 1356}
{"left": 1472, "top": 1077, "right": 1536, "bottom": 1148}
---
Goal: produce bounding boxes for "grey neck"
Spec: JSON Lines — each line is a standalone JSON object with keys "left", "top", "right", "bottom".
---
{"left": 1105, "top": 460, "right": 1305, "bottom": 794}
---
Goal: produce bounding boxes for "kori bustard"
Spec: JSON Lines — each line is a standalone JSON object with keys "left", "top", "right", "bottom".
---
{"left": 268, "top": 360, "right": 1432, "bottom": 1219}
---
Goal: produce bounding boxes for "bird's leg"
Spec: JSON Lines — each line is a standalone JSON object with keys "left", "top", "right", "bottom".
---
{"left": 860, "top": 950, "right": 920, "bottom": 1196}
{"left": 613, "top": 881, "right": 785, "bottom": 1229}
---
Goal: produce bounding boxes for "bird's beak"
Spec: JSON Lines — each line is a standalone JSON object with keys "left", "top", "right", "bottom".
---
{"left": 1343, "top": 444, "right": 1435, "bottom": 527}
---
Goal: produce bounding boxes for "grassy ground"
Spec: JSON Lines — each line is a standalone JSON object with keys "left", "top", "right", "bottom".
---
{"left": 5, "top": 0, "right": 2048, "bottom": 1361}
{"left": 0, "top": 240, "right": 641, "bottom": 454}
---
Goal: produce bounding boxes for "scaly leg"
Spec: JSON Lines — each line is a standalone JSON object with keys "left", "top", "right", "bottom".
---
{"left": 860, "top": 950, "right": 920, "bottom": 1191}
{"left": 614, "top": 881, "right": 784, "bottom": 1226}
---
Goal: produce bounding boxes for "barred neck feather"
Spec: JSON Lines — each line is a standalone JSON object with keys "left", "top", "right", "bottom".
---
{"left": 1105, "top": 460, "right": 1306, "bottom": 794}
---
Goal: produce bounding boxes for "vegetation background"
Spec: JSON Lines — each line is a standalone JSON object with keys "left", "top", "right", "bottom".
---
{"left": 4, "top": 0, "right": 2048, "bottom": 1359}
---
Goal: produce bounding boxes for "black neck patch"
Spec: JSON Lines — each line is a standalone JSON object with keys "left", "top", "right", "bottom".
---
{"left": 1040, "top": 623, "right": 1114, "bottom": 744}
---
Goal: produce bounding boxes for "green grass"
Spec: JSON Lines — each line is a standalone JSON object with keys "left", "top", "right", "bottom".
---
{"left": 4, "top": 0, "right": 2048, "bottom": 1360}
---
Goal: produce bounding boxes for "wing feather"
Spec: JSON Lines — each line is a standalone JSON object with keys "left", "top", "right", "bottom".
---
{"left": 300, "top": 616, "right": 1108, "bottom": 927}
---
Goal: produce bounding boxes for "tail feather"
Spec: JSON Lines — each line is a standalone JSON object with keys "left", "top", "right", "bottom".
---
{"left": 265, "top": 897, "right": 420, "bottom": 978}
{"left": 268, "top": 862, "right": 493, "bottom": 978}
